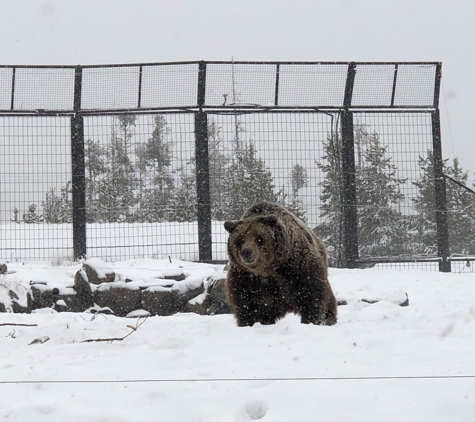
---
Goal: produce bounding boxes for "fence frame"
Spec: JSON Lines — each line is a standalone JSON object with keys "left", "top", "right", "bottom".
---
{"left": 0, "top": 61, "right": 450, "bottom": 270}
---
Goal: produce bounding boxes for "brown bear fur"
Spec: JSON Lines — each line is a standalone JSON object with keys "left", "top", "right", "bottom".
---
{"left": 224, "top": 201, "right": 337, "bottom": 327}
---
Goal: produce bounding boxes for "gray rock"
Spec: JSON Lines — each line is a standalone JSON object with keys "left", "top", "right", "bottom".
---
{"left": 9, "top": 289, "right": 31, "bottom": 313}
{"left": 142, "top": 288, "right": 182, "bottom": 316}
{"left": 94, "top": 283, "right": 142, "bottom": 317}
{"left": 361, "top": 291, "right": 409, "bottom": 307}
{"left": 30, "top": 285, "right": 59, "bottom": 310}
{"left": 177, "top": 281, "right": 205, "bottom": 304}
{"left": 73, "top": 269, "right": 94, "bottom": 310}
{"left": 82, "top": 260, "right": 115, "bottom": 285}
{"left": 207, "top": 277, "right": 228, "bottom": 304}
{"left": 57, "top": 290, "right": 91, "bottom": 313}
{"left": 142, "top": 278, "right": 205, "bottom": 316}
{"left": 184, "top": 276, "right": 231, "bottom": 316}
{"left": 0, "top": 263, "right": 7, "bottom": 275}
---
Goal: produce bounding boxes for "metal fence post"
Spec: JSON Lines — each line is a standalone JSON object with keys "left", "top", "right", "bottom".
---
{"left": 432, "top": 109, "right": 451, "bottom": 272}
{"left": 71, "top": 65, "right": 87, "bottom": 260}
{"left": 195, "top": 62, "right": 212, "bottom": 262}
{"left": 341, "top": 62, "right": 359, "bottom": 268}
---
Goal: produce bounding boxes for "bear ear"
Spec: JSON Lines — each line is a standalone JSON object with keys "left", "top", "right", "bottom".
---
{"left": 224, "top": 220, "right": 241, "bottom": 233}
{"left": 261, "top": 214, "right": 279, "bottom": 226}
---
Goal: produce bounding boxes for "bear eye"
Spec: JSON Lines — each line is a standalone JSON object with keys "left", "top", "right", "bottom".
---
{"left": 255, "top": 235, "right": 264, "bottom": 246}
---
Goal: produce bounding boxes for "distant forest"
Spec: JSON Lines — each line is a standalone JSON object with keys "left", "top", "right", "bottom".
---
{"left": 11, "top": 114, "right": 475, "bottom": 260}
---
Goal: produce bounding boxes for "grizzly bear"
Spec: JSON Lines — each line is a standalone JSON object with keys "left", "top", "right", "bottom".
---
{"left": 224, "top": 201, "right": 337, "bottom": 327}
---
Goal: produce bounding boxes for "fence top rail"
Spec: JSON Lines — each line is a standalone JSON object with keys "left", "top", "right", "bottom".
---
{"left": 0, "top": 61, "right": 441, "bottom": 113}
{"left": 0, "top": 61, "right": 441, "bottom": 68}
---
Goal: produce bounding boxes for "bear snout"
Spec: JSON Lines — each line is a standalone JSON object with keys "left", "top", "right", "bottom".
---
{"left": 240, "top": 248, "right": 255, "bottom": 263}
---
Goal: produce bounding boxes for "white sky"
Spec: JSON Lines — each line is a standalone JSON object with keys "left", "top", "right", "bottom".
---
{"left": 0, "top": 0, "right": 474, "bottom": 176}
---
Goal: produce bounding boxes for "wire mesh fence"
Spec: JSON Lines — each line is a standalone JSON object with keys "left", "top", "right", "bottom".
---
{"left": 0, "top": 116, "right": 73, "bottom": 261}
{"left": 0, "top": 60, "right": 463, "bottom": 271}
{"left": 82, "top": 113, "right": 198, "bottom": 261}
{"left": 207, "top": 112, "right": 333, "bottom": 261}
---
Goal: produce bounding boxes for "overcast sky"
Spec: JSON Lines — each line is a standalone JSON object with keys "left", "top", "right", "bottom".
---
{"left": 1, "top": 0, "right": 474, "bottom": 176}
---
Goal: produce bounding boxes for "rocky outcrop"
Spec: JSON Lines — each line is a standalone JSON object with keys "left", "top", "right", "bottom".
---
{"left": 0, "top": 262, "right": 411, "bottom": 317}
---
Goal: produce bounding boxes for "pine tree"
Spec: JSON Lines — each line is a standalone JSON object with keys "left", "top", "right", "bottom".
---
{"left": 414, "top": 153, "right": 475, "bottom": 255}
{"left": 411, "top": 150, "right": 440, "bottom": 254}
{"left": 23, "top": 204, "right": 43, "bottom": 224}
{"left": 207, "top": 121, "right": 230, "bottom": 220}
{"left": 97, "top": 115, "right": 139, "bottom": 222}
{"left": 224, "top": 141, "right": 277, "bottom": 220}
{"left": 356, "top": 129, "right": 407, "bottom": 257}
{"left": 11, "top": 207, "right": 20, "bottom": 223}
{"left": 134, "top": 115, "right": 174, "bottom": 222}
{"left": 290, "top": 164, "right": 308, "bottom": 198}
{"left": 85, "top": 139, "right": 107, "bottom": 223}
{"left": 42, "top": 182, "right": 72, "bottom": 223}
{"left": 444, "top": 158, "right": 475, "bottom": 254}
{"left": 168, "top": 167, "right": 197, "bottom": 222}
{"left": 315, "top": 132, "right": 344, "bottom": 266}
{"left": 284, "top": 164, "right": 308, "bottom": 222}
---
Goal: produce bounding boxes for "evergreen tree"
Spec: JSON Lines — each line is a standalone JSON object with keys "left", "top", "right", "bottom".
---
{"left": 315, "top": 132, "right": 344, "bottom": 266}
{"left": 356, "top": 129, "right": 407, "bottom": 257}
{"left": 85, "top": 139, "right": 107, "bottom": 222}
{"left": 290, "top": 164, "right": 308, "bottom": 220}
{"left": 283, "top": 164, "right": 308, "bottom": 222}
{"left": 168, "top": 167, "right": 197, "bottom": 222}
{"left": 23, "top": 204, "right": 43, "bottom": 224}
{"left": 411, "top": 150, "right": 440, "bottom": 254}
{"left": 42, "top": 182, "right": 73, "bottom": 223}
{"left": 207, "top": 121, "right": 230, "bottom": 220}
{"left": 316, "top": 126, "right": 409, "bottom": 262}
{"left": 185, "top": 120, "right": 229, "bottom": 221}
{"left": 224, "top": 141, "right": 277, "bottom": 220}
{"left": 290, "top": 164, "right": 308, "bottom": 198}
{"left": 97, "top": 115, "right": 139, "bottom": 222}
{"left": 134, "top": 115, "right": 174, "bottom": 222}
{"left": 413, "top": 153, "right": 475, "bottom": 255}
{"left": 11, "top": 207, "right": 20, "bottom": 224}
{"left": 444, "top": 158, "right": 475, "bottom": 254}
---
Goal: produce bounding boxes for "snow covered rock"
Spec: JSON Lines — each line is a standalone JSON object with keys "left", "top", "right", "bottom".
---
{"left": 361, "top": 290, "right": 409, "bottom": 307}
{"left": 126, "top": 309, "right": 150, "bottom": 318}
{"left": 94, "top": 282, "right": 142, "bottom": 317}
{"left": 0, "top": 277, "right": 32, "bottom": 313}
{"left": 142, "top": 280, "right": 205, "bottom": 316}
{"left": 9, "top": 289, "right": 31, "bottom": 313}
{"left": 71, "top": 269, "right": 94, "bottom": 309}
{"left": 142, "top": 287, "right": 182, "bottom": 316}
{"left": 0, "top": 262, "right": 7, "bottom": 275}
{"left": 185, "top": 275, "right": 231, "bottom": 316}
{"left": 57, "top": 288, "right": 91, "bottom": 313}
{"left": 30, "top": 284, "right": 59, "bottom": 310}
{"left": 82, "top": 258, "right": 115, "bottom": 285}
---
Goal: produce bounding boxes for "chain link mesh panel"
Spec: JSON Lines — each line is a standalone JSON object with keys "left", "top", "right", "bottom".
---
{"left": 352, "top": 112, "right": 437, "bottom": 268}
{"left": 0, "top": 116, "right": 73, "bottom": 261}
{"left": 83, "top": 113, "right": 197, "bottom": 261}
{"left": 207, "top": 112, "right": 333, "bottom": 261}
{"left": 13, "top": 68, "right": 75, "bottom": 111}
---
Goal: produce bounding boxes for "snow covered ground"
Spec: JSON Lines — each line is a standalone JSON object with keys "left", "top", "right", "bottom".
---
{"left": 0, "top": 260, "right": 474, "bottom": 421}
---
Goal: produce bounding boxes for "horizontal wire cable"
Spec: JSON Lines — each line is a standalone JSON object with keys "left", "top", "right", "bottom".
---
{"left": 1, "top": 374, "right": 474, "bottom": 385}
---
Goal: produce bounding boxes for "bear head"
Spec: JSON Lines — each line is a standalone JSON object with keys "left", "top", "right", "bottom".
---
{"left": 224, "top": 214, "right": 288, "bottom": 276}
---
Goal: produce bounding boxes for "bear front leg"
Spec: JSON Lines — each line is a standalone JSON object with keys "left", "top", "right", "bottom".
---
{"left": 227, "top": 267, "right": 262, "bottom": 327}
{"left": 292, "top": 261, "right": 337, "bottom": 326}
{"left": 234, "top": 304, "right": 259, "bottom": 327}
